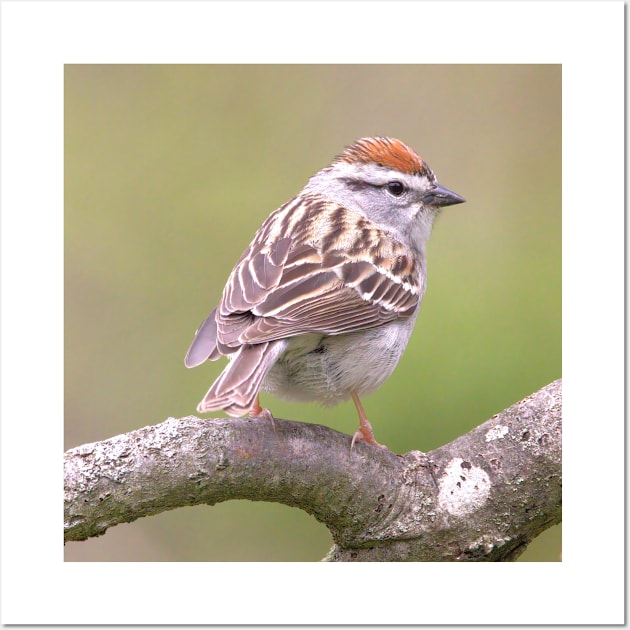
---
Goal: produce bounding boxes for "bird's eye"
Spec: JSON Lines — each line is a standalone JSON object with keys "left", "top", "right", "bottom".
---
{"left": 386, "top": 180, "right": 406, "bottom": 197}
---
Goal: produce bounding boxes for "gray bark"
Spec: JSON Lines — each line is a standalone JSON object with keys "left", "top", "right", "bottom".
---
{"left": 64, "top": 379, "right": 561, "bottom": 561}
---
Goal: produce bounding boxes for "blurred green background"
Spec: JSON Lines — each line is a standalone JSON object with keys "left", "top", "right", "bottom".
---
{"left": 65, "top": 65, "right": 561, "bottom": 561}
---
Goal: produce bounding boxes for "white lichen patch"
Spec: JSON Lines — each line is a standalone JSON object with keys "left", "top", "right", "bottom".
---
{"left": 485, "top": 424, "right": 509, "bottom": 442}
{"left": 438, "top": 458, "right": 491, "bottom": 516}
{"left": 468, "top": 535, "right": 510, "bottom": 555}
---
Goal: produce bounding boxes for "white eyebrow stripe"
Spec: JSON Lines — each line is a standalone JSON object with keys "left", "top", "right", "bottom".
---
{"left": 329, "top": 161, "right": 432, "bottom": 188}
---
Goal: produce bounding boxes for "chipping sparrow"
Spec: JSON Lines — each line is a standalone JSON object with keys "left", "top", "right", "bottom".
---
{"left": 185, "top": 137, "right": 465, "bottom": 448}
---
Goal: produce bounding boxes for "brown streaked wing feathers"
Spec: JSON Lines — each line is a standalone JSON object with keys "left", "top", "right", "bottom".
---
{"left": 240, "top": 287, "right": 386, "bottom": 343}
{"left": 214, "top": 197, "right": 421, "bottom": 351}
{"left": 222, "top": 237, "right": 293, "bottom": 313}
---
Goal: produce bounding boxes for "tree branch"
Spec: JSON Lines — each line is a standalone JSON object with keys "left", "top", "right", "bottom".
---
{"left": 64, "top": 379, "right": 561, "bottom": 561}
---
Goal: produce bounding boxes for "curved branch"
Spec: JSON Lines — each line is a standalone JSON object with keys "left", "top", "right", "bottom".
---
{"left": 64, "top": 380, "right": 561, "bottom": 561}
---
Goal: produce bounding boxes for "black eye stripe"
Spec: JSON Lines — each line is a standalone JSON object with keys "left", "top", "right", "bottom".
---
{"left": 386, "top": 180, "right": 405, "bottom": 196}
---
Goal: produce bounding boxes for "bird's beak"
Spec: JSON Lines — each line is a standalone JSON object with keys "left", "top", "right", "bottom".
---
{"left": 424, "top": 183, "right": 466, "bottom": 208}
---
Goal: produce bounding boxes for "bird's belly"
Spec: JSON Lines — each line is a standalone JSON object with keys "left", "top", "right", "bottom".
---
{"left": 261, "top": 317, "right": 417, "bottom": 406}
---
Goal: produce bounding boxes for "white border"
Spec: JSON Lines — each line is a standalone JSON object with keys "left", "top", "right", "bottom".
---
{"left": 1, "top": 1, "right": 624, "bottom": 625}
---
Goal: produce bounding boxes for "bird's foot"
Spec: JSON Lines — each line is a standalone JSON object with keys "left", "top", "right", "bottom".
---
{"left": 249, "top": 397, "right": 277, "bottom": 432}
{"left": 351, "top": 426, "right": 389, "bottom": 451}
{"left": 350, "top": 390, "right": 389, "bottom": 451}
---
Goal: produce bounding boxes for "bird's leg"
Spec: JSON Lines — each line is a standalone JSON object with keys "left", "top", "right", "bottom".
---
{"left": 250, "top": 394, "right": 276, "bottom": 431}
{"left": 249, "top": 394, "right": 263, "bottom": 417}
{"left": 350, "top": 391, "right": 387, "bottom": 450}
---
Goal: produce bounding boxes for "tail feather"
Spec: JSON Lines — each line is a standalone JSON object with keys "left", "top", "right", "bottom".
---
{"left": 197, "top": 340, "right": 287, "bottom": 416}
{"left": 185, "top": 308, "right": 221, "bottom": 368}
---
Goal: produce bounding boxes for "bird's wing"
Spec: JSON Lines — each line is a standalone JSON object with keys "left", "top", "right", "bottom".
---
{"left": 213, "top": 194, "right": 423, "bottom": 352}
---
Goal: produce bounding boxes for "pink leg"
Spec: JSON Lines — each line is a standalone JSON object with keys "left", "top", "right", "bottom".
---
{"left": 350, "top": 391, "right": 387, "bottom": 450}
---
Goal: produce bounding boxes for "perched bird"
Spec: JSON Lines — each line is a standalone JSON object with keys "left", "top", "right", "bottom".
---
{"left": 185, "top": 137, "right": 464, "bottom": 448}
